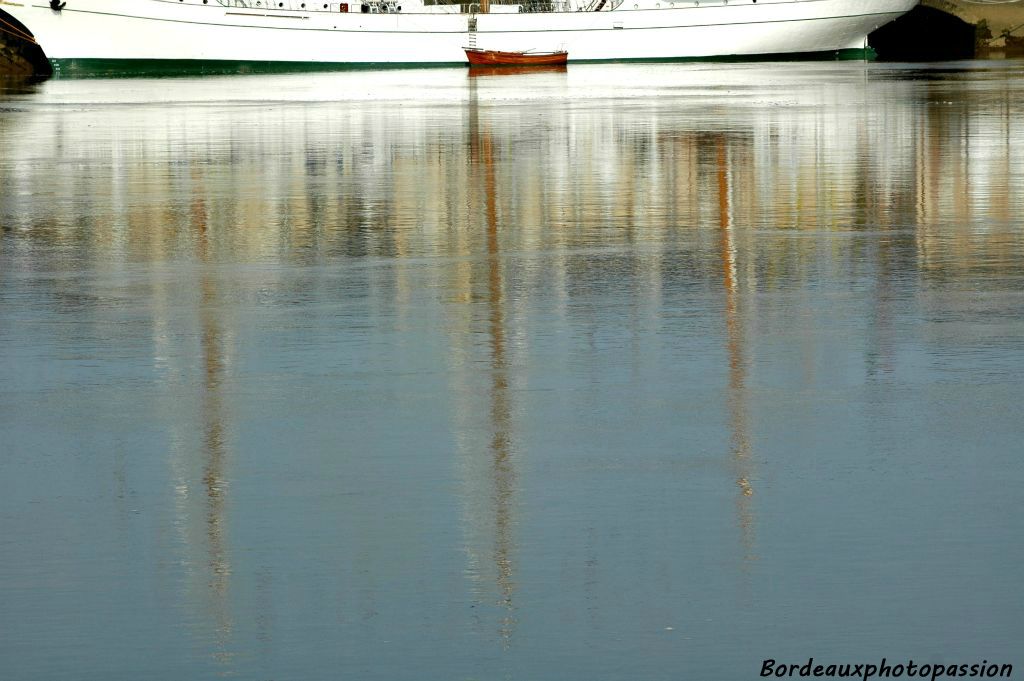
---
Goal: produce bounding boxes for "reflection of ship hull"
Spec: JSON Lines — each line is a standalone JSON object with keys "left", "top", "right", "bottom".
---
{"left": 0, "top": 0, "right": 918, "bottom": 74}
{"left": 468, "top": 63, "right": 566, "bottom": 76}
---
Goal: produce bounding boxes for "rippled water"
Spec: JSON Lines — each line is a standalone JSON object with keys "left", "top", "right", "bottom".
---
{"left": 2, "top": 62, "right": 1023, "bottom": 681}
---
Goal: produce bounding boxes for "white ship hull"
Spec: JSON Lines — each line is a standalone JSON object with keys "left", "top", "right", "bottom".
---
{"left": 1, "top": 0, "right": 918, "bottom": 70}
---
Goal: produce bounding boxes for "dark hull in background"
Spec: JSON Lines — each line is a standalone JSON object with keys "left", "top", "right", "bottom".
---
{"left": 870, "top": 5, "right": 978, "bottom": 61}
{"left": 0, "top": 9, "right": 52, "bottom": 76}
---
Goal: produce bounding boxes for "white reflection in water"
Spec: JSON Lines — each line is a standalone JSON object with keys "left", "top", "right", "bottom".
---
{"left": 1, "top": 62, "right": 1023, "bottom": 681}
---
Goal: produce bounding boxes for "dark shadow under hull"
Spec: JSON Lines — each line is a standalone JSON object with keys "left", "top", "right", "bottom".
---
{"left": 0, "top": 9, "right": 52, "bottom": 77}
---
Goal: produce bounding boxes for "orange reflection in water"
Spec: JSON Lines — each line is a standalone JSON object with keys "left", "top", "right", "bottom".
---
{"left": 716, "top": 136, "right": 756, "bottom": 566}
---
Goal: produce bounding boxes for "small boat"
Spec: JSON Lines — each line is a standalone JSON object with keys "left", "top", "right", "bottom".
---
{"left": 464, "top": 47, "right": 568, "bottom": 67}
{"left": 1004, "top": 33, "right": 1024, "bottom": 55}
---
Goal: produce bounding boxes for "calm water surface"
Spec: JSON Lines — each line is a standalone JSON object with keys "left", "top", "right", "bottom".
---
{"left": 1, "top": 62, "right": 1023, "bottom": 681}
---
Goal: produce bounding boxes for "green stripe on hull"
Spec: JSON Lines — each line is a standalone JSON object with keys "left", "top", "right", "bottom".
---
{"left": 49, "top": 58, "right": 467, "bottom": 78}
{"left": 50, "top": 48, "right": 875, "bottom": 78}
{"left": 575, "top": 47, "right": 877, "bottom": 64}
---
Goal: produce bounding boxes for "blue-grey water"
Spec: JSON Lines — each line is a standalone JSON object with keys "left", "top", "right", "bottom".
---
{"left": 1, "top": 62, "right": 1023, "bottom": 681}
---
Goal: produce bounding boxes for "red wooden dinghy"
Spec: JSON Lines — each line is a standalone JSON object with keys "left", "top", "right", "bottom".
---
{"left": 464, "top": 47, "right": 568, "bottom": 67}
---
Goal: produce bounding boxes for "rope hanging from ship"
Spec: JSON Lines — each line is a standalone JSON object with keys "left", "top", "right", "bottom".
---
{"left": 0, "top": 15, "right": 37, "bottom": 43}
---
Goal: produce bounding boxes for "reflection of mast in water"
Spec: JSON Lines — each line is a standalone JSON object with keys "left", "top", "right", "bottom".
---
{"left": 866, "top": 240, "right": 896, "bottom": 380}
{"left": 716, "top": 138, "right": 756, "bottom": 565}
{"left": 165, "top": 183, "right": 235, "bottom": 668}
{"left": 461, "top": 78, "right": 518, "bottom": 645}
{"left": 483, "top": 119, "right": 517, "bottom": 646}
{"left": 196, "top": 207, "right": 234, "bottom": 664}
